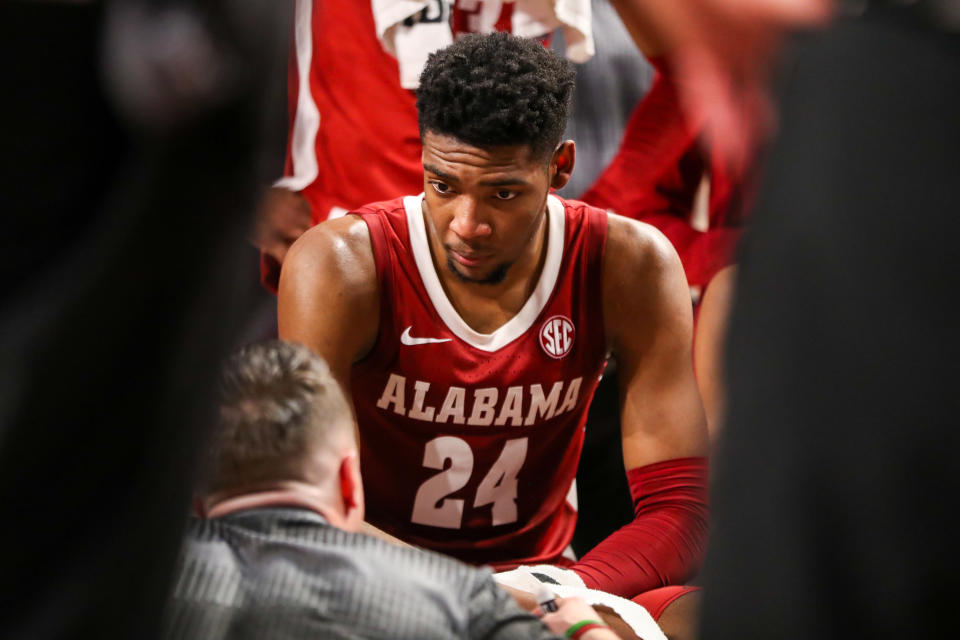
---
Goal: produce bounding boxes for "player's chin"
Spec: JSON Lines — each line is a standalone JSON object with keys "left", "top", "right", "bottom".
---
{"left": 447, "top": 259, "right": 485, "bottom": 281}
{"left": 446, "top": 256, "right": 507, "bottom": 285}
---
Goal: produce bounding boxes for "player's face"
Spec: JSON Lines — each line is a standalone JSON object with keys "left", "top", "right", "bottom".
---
{"left": 420, "top": 131, "right": 554, "bottom": 285}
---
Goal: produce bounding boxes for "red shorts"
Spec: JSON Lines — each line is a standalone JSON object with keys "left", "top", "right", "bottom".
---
{"left": 632, "top": 585, "right": 700, "bottom": 620}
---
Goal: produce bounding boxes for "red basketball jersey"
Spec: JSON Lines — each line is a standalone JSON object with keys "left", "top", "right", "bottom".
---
{"left": 351, "top": 194, "right": 608, "bottom": 569}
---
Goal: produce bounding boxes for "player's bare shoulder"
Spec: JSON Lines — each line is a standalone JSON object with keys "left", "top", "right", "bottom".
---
{"left": 602, "top": 213, "right": 691, "bottom": 350}
{"left": 285, "top": 213, "right": 373, "bottom": 275}
{"left": 280, "top": 214, "right": 377, "bottom": 301}
{"left": 604, "top": 213, "right": 685, "bottom": 292}
{"left": 278, "top": 214, "right": 380, "bottom": 368}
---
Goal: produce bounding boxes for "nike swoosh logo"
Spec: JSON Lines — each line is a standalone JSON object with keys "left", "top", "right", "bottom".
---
{"left": 400, "top": 326, "right": 452, "bottom": 346}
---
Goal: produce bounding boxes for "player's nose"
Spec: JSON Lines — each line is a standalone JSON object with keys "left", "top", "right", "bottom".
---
{"left": 448, "top": 198, "right": 492, "bottom": 239}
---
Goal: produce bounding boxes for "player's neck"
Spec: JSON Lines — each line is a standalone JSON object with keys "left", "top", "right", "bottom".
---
{"left": 431, "top": 211, "right": 548, "bottom": 333}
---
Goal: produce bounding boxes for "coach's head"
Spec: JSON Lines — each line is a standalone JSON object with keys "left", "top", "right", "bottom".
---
{"left": 199, "top": 340, "right": 364, "bottom": 532}
{"left": 416, "top": 32, "right": 576, "bottom": 285}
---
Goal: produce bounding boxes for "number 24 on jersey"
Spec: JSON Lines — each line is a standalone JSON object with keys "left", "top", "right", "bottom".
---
{"left": 411, "top": 436, "right": 528, "bottom": 529}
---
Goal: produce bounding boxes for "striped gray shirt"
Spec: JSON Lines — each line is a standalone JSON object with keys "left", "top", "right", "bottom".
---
{"left": 161, "top": 508, "right": 559, "bottom": 639}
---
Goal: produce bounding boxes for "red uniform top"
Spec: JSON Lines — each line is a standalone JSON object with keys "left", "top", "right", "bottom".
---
{"left": 277, "top": 0, "right": 424, "bottom": 222}
{"left": 579, "top": 57, "right": 752, "bottom": 288}
{"left": 351, "top": 194, "right": 608, "bottom": 568}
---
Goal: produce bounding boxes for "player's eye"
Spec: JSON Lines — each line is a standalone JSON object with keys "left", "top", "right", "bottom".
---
{"left": 430, "top": 181, "right": 452, "bottom": 195}
{"left": 494, "top": 189, "right": 517, "bottom": 201}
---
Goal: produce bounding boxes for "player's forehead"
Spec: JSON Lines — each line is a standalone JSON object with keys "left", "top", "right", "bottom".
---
{"left": 421, "top": 130, "right": 541, "bottom": 179}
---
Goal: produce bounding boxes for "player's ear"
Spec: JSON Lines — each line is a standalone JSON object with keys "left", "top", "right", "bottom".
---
{"left": 550, "top": 141, "right": 575, "bottom": 190}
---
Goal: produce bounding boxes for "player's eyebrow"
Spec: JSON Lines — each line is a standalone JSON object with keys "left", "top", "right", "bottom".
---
{"left": 424, "top": 164, "right": 529, "bottom": 188}
{"left": 424, "top": 164, "right": 459, "bottom": 183}
{"left": 479, "top": 177, "right": 530, "bottom": 187}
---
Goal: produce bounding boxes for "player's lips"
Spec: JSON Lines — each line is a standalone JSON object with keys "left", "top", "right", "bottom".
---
{"left": 448, "top": 247, "right": 492, "bottom": 267}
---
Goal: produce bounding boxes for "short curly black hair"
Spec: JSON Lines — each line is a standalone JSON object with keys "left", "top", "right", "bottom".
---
{"left": 416, "top": 32, "right": 575, "bottom": 159}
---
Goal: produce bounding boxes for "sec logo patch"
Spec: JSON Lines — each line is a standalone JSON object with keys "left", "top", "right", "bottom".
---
{"left": 539, "top": 315, "right": 575, "bottom": 359}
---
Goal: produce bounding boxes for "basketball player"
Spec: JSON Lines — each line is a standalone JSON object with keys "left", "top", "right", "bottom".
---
{"left": 278, "top": 32, "right": 708, "bottom": 600}
{"left": 257, "top": 0, "right": 592, "bottom": 290}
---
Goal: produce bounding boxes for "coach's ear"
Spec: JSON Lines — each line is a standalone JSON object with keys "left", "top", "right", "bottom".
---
{"left": 550, "top": 140, "right": 575, "bottom": 190}
{"left": 338, "top": 452, "right": 365, "bottom": 531}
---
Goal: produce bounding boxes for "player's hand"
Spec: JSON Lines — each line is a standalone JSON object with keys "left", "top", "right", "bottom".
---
{"left": 254, "top": 186, "right": 311, "bottom": 266}
{"left": 538, "top": 597, "right": 618, "bottom": 639}
{"left": 624, "top": 0, "right": 833, "bottom": 170}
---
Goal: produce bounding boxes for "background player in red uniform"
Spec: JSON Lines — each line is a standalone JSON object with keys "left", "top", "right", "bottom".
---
{"left": 256, "top": 0, "right": 592, "bottom": 291}
{"left": 278, "top": 33, "right": 708, "bottom": 600}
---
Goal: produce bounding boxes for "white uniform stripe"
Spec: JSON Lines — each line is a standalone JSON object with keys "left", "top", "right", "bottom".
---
{"left": 275, "top": 0, "right": 320, "bottom": 192}
{"left": 406, "top": 193, "right": 566, "bottom": 352}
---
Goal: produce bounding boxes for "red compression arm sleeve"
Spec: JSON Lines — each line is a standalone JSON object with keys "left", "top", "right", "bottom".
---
{"left": 570, "top": 457, "right": 709, "bottom": 599}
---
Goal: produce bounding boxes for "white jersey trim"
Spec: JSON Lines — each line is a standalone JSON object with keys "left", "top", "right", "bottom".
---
{"left": 404, "top": 193, "right": 565, "bottom": 353}
{"left": 274, "top": 0, "right": 320, "bottom": 191}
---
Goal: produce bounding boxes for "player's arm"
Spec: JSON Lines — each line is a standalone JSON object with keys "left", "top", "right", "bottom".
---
{"left": 255, "top": 186, "right": 311, "bottom": 269}
{"left": 609, "top": 0, "right": 667, "bottom": 58}
{"left": 277, "top": 214, "right": 380, "bottom": 391}
{"left": 605, "top": 214, "right": 707, "bottom": 468}
{"left": 360, "top": 521, "right": 411, "bottom": 547}
{"left": 279, "top": 217, "right": 411, "bottom": 547}
{"left": 694, "top": 264, "right": 738, "bottom": 442}
{"left": 570, "top": 213, "right": 709, "bottom": 598}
